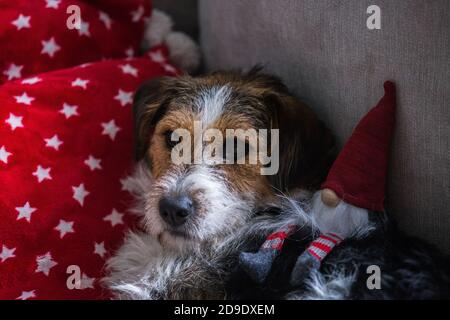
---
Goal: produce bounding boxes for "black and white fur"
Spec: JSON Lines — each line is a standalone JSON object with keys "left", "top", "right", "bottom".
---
{"left": 103, "top": 165, "right": 450, "bottom": 299}
{"left": 227, "top": 202, "right": 450, "bottom": 300}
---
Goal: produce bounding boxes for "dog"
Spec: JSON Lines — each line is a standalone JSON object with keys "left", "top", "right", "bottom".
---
{"left": 102, "top": 68, "right": 336, "bottom": 299}
{"left": 102, "top": 68, "right": 450, "bottom": 300}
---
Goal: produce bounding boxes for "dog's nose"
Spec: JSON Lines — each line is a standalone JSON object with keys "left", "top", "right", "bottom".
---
{"left": 159, "top": 195, "right": 194, "bottom": 227}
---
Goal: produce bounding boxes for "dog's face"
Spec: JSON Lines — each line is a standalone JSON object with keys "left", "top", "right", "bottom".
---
{"left": 133, "top": 69, "right": 335, "bottom": 251}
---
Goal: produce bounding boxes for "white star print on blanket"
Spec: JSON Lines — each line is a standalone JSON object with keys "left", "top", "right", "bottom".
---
{"left": 0, "top": 45, "right": 178, "bottom": 299}
{"left": 0, "top": 0, "right": 152, "bottom": 85}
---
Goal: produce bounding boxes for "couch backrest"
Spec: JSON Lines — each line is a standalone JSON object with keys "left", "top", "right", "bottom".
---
{"left": 199, "top": 0, "right": 450, "bottom": 251}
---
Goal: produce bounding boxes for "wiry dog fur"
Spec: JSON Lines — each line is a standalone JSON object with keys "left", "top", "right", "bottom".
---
{"left": 102, "top": 68, "right": 336, "bottom": 299}
{"left": 103, "top": 162, "right": 254, "bottom": 299}
{"left": 103, "top": 164, "right": 318, "bottom": 299}
{"left": 102, "top": 69, "right": 450, "bottom": 300}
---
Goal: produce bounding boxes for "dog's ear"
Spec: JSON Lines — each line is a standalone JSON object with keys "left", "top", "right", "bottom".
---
{"left": 266, "top": 94, "right": 336, "bottom": 191}
{"left": 133, "top": 77, "right": 174, "bottom": 163}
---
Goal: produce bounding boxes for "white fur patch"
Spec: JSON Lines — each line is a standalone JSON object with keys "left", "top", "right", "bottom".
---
{"left": 147, "top": 165, "right": 253, "bottom": 246}
{"left": 196, "top": 86, "right": 231, "bottom": 126}
{"left": 121, "top": 163, "right": 155, "bottom": 217}
{"left": 102, "top": 231, "right": 189, "bottom": 299}
{"left": 286, "top": 269, "right": 357, "bottom": 300}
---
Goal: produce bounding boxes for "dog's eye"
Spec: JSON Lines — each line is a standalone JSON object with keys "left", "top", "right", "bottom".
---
{"left": 164, "top": 130, "right": 180, "bottom": 149}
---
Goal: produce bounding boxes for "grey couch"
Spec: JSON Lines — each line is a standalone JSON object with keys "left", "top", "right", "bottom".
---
{"left": 167, "top": 0, "right": 450, "bottom": 251}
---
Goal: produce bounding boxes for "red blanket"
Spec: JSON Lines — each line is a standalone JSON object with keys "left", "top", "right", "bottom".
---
{"left": 0, "top": 0, "right": 180, "bottom": 300}
{"left": 1, "top": 0, "right": 151, "bottom": 84}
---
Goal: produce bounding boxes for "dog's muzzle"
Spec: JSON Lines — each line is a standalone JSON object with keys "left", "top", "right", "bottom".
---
{"left": 158, "top": 195, "right": 194, "bottom": 228}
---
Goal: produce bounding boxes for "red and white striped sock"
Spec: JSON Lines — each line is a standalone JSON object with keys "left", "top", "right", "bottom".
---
{"left": 306, "top": 233, "right": 344, "bottom": 262}
{"left": 290, "top": 232, "right": 344, "bottom": 286}
{"left": 260, "top": 224, "right": 297, "bottom": 251}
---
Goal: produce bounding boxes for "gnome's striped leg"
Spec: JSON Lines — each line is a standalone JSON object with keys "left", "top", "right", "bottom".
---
{"left": 239, "top": 224, "right": 297, "bottom": 284}
{"left": 290, "top": 233, "right": 343, "bottom": 286}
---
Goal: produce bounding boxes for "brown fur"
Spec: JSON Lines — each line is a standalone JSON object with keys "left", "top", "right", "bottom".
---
{"left": 134, "top": 68, "right": 335, "bottom": 196}
{"left": 131, "top": 68, "right": 336, "bottom": 251}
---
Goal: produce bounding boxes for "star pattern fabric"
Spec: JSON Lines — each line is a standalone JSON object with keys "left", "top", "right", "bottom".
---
{"left": 22, "top": 77, "right": 42, "bottom": 85}
{"left": 0, "top": 146, "right": 12, "bottom": 164}
{"left": 0, "top": 0, "right": 152, "bottom": 84}
{"left": 71, "top": 78, "right": 89, "bottom": 89}
{"left": 0, "top": 44, "right": 179, "bottom": 299}
{"left": 15, "top": 202, "right": 37, "bottom": 223}
{"left": 0, "top": 246, "right": 16, "bottom": 263}
{"left": 44, "top": 135, "right": 63, "bottom": 150}
{"left": 54, "top": 220, "right": 75, "bottom": 239}
{"left": 115, "top": 89, "right": 134, "bottom": 107}
{"left": 12, "top": 14, "right": 31, "bottom": 31}
{"left": 16, "top": 290, "right": 36, "bottom": 300}
{"left": 14, "top": 92, "right": 35, "bottom": 105}
{"left": 5, "top": 113, "right": 24, "bottom": 131}
{"left": 3, "top": 64, "right": 23, "bottom": 81}
{"left": 41, "top": 37, "right": 61, "bottom": 58}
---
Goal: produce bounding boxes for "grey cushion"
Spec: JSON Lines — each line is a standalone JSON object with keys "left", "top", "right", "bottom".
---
{"left": 199, "top": 0, "right": 450, "bottom": 250}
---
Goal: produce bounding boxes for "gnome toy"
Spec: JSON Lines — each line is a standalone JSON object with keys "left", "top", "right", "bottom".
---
{"left": 238, "top": 81, "right": 396, "bottom": 286}
{"left": 290, "top": 81, "right": 396, "bottom": 285}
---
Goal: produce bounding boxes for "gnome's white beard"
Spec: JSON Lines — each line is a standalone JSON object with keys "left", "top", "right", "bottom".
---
{"left": 311, "top": 191, "right": 370, "bottom": 238}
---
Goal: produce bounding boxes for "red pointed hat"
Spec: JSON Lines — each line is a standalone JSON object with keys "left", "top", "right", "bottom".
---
{"left": 321, "top": 81, "right": 396, "bottom": 211}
